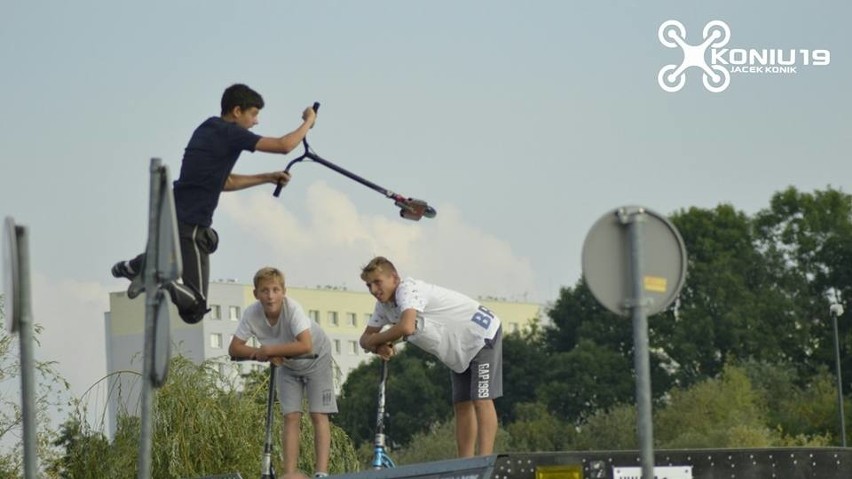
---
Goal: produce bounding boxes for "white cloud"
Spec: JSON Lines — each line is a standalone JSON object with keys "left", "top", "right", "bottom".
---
{"left": 219, "top": 181, "right": 536, "bottom": 301}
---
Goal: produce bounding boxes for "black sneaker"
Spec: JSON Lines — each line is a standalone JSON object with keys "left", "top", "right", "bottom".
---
{"left": 111, "top": 261, "right": 135, "bottom": 280}
{"left": 179, "top": 306, "right": 210, "bottom": 325}
{"left": 111, "top": 261, "right": 145, "bottom": 299}
{"left": 163, "top": 282, "right": 209, "bottom": 324}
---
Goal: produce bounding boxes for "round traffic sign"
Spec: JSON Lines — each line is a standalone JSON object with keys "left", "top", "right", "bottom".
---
{"left": 582, "top": 206, "right": 687, "bottom": 317}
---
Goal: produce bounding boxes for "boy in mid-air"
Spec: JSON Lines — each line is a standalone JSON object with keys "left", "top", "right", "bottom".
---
{"left": 358, "top": 256, "right": 503, "bottom": 457}
{"left": 112, "top": 83, "right": 316, "bottom": 324}
{"left": 229, "top": 267, "right": 337, "bottom": 478}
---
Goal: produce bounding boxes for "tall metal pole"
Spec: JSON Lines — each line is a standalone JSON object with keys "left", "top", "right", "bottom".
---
{"left": 831, "top": 304, "right": 846, "bottom": 447}
{"left": 17, "top": 226, "right": 37, "bottom": 479}
{"left": 621, "top": 208, "right": 655, "bottom": 479}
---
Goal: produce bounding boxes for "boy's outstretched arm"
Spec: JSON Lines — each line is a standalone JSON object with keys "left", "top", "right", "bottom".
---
{"left": 360, "top": 309, "right": 416, "bottom": 351}
{"left": 255, "top": 106, "right": 316, "bottom": 154}
{"left": 223, "top": 171, "right": 290, "bottom": 191}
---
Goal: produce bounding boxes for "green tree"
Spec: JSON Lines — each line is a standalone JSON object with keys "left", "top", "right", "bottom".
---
{"left": 659, "top": 204, "right": 801, "bottom": 386}
{"left": 505, "top": 402, "right": 576, "bottom": 452}
{"left": 544, "top": 279, "right": 630, "bottom": 356}
{"left": 536, "top": 189, "right": 852, "bottom": 447}
{"left": 655, "top": 364, "right": 772, "bottom": 448}
{"left": 572, "top": 403, "right": 637, "bottom": 451}
{"left": 541, "top": 281, "right": 673, "bottom": 422}
{"left": 754, "top": 187, "right": 852, "bottom": 381}
{"left": 770, "top": 366, "right": 850, "bottom": 443}
{"left": 537, "top": 339, "right": 635, "bottom": 422}
{"left": 48, "top": 418, "right": 113, "bottom": 477}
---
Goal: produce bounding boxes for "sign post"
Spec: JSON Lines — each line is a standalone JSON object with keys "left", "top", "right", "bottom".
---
{"left": 137, "top": 158, "right": 182, "bottom": 479}
{"left": 3, "top": 217, "right": 36, "bottom": 479}
{"left": 582, "top": 206, "right": 687, "bottom": 479}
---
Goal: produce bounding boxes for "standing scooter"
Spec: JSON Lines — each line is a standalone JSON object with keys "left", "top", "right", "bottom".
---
{"left": 232, "top": 354, "right": 318, "bottom": 479}
{"left": 371, "top": 360, "right": 395, "bottom": 469}
{"left": 259, "top": 362, "right": 280, "bottom": 479}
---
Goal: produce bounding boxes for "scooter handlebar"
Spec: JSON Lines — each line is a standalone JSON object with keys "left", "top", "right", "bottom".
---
{"left": 273, "top": 102, "right": 321, "bottom": 197}
{"left": 230, "top": 353, "right": 319, "bottom": 362}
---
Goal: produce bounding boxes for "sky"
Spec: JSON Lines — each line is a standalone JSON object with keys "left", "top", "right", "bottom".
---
{"left": 0, "top": 0, "right": 849, "bottom": 438}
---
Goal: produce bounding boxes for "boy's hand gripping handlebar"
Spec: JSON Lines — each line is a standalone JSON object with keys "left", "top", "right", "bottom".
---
{"left": 272, "top": 102, "right": 437, "bottom": 221}
{"left": 273, "top": 102, "right": 321, "bottom": 197}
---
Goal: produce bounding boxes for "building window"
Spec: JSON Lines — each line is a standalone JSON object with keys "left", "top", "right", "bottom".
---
{"left": 210, "top": 333, "right": 223, "bottom": 349}
{"left": 511, "top": 322, "right": 519, "bottom": 333}
{"left": 364, "top": 313, "right": 372, "bottom": 324}
{"left": 349, "top": 341, "right": 358, "bottom": 355}
{"left": 328, "top": 311, "right": 339, "bottom": 326}
{"left": 334, "top": 339, "right": 341, "bottom": 354}
{"left": 209, "top": 305, "right": 221, "bottom": 320}
{"left": 309, "top": 310, "right": 320, "bottom": 323}
{"left": 229, "top": 306, "right": 241, "bottom": 321}
{"left": 347, "top": 312, "right": 358, "bottom": 327}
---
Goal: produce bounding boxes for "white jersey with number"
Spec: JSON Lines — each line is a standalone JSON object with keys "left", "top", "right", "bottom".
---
{"left": 234, "top": 296, "right": 331, "bottom": 373}
{"left": 368, "top": 277, "right": 501, "bottom": 373}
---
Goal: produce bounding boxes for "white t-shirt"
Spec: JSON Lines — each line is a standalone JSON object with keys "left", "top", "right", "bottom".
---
{"left": 234, "top": 296, "right": 331, "bottom": 373}
{"left": 368, "top": 277, "right": 501, "bottom": 373}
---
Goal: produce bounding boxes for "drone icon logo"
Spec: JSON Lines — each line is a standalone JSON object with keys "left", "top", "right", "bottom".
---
{"left": 657, "top": 20, "right": 732, "bottom": 93}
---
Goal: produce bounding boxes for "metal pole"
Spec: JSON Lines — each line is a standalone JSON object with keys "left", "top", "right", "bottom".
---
{"left": 137, "top": 159, "right": 163, "bottom": 479}
{"left": 17, "top": 226, "right": 37, "bottom": 479}
{"left": 831, "top": 305, "right": 847, "bottom": 447}
{"left": 621, "top": 208, "right": 655, "bottom": 479}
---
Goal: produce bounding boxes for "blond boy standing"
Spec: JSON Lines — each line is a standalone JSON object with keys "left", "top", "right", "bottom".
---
{"left": 229, "top": 267, "right": 336, "bottom": 477}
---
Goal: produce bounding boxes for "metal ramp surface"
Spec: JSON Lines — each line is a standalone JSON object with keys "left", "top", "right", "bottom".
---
{"left": 331, "top": 448, "right": 852, "bottom": 479}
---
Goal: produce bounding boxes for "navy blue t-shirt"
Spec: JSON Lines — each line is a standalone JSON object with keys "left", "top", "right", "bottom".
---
{"left": 173, "top": 117, "right": 262, "bottom": 227}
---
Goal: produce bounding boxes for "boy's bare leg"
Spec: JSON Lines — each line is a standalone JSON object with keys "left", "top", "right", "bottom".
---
{"left": 473, "top": 399, "right": 497, "bottom": 455}
{"left": 310, "top": 412, "right": 331, "bottom": 474}
{"left": 454, "top": 401, "right": 477, "bottom": 457}
{"left": 283, "top": 412, "right": 303, "bottom": 473}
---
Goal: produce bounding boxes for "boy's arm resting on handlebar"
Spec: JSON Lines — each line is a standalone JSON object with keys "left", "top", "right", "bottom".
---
{"left": 229, "top": 330, "right": 314, "bottom": 362}
{"left": 360, "top": 309, "right": 416, "bottom": 351}
{"left": 228, "top": 336, "right": 266, "bottom": 361}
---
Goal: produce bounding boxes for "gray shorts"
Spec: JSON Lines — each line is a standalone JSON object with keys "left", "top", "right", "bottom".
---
{"left": 276, "top": 357, "right": 338, "bottom": 415}
{"left": 451, "top": 326, "right": 503, "bottom": 403}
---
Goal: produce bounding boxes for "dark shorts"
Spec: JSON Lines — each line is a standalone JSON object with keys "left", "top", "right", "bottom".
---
{"left": 451, "top": 326, "right": 503, "bottom": 403}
